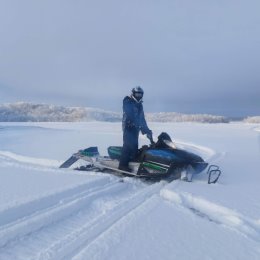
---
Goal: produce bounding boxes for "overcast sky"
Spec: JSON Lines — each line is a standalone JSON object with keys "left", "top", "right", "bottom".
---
{"left": 0, "top": 0, "right": 259, "bottom": 116}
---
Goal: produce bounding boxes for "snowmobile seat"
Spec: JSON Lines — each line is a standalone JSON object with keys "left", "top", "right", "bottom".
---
{"left": 81, "top": 147, "right": 99, "bottom": 157}
{"left": 108, "top": 146, "right": 145, "bottom": 162}
{"left": 108, "top": 146, "right": 123, "bottom": 160}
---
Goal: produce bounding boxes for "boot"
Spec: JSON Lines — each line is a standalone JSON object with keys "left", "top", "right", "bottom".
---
{"left": 118, "top": 164, "right": 132, "bottom": 172}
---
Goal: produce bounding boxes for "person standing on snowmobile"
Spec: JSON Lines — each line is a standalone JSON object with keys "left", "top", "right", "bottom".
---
{"left": 119, "top": 86, "right": 153, "bottom": 172}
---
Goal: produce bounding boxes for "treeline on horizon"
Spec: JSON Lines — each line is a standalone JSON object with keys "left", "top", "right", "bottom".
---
{"left": 0, "top": 102, "right": 259, "bottom": 123}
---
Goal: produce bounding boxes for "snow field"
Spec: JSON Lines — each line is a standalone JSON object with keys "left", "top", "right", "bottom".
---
{"left": 0, "top": 122, "right": 260, "bottom": 260}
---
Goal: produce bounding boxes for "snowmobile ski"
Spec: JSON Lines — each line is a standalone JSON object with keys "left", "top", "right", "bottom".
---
{"left": 59, "top": 155, "right": 80, "bottom": 168}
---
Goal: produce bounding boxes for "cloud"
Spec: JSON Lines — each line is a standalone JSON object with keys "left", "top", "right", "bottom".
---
{"left": 0, "top": 0, "right": 259, "bottom": 116}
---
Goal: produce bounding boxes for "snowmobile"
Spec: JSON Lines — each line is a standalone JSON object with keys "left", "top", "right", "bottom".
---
{"left": 60, "top": 132, "right": 221, "bottom": 184}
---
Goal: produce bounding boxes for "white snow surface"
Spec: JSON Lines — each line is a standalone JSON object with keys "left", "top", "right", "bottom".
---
{"left": 0, "top": 122, "right": 260, "bottom": 260}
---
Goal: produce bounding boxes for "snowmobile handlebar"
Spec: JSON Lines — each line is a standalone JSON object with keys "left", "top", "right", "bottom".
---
{"left": 147, "top": 134, "right": 155, "bottom": 145}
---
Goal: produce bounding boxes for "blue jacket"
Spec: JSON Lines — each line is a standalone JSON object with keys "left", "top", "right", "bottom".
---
{"left": 122, "top": 96, "right": 150, "bottom": 134}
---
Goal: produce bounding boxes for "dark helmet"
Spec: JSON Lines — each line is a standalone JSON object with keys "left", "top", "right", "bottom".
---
{"left": 131, "top": 86, "right": 144, "bottom": 102}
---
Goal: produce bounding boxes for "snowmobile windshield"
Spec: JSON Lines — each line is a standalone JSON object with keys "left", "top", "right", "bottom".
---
{"left": 164, "top": 139, "right": 177, "bottom": 149}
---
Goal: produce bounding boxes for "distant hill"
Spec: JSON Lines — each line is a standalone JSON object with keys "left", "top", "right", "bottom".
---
{"left": 146, "top": 112, "right": 228, "bottom": 123}
{"left": 243, "top": 116, "right": 260, "bottom": 123}
{"left": 0, "top": 102, "right": 121, "bottom": 122}
{"left": 0, "top": 102, "right": 258, "bottom": 123}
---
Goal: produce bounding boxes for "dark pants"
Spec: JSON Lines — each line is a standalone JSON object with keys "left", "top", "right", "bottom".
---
{"left": 119, "top": 128, "right": 139, "bottom": 167}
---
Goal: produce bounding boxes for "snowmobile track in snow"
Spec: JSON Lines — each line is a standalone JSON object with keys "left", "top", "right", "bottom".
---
{"left": 0, "top": 150, "right": 61, "bottom": 172}
{"left": 0, "top": 176, "right": 164, "bottom": 260}
{"left": 0, "top": 178, "right": 124, "bottom": 248}
{"left": 160, "top": 188, "right": 260, "bottom": 243}
{"left": 36, "top": 182, "right": 163, "bottom": 260}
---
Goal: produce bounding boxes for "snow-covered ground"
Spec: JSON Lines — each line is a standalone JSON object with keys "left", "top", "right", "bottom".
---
{"left": 0, "top": 122, "right": 260, "bottom": 260}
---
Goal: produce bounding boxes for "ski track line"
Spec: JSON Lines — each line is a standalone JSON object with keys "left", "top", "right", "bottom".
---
{"left": 0, "top": 177, "right": 111, "bottom": 227}
{"left": 0, "top": 151, "right": 93, "bottom": 177}
{"left": 36, "top": 182, "right": 164, "bottom": 260}
{"left": 0, "top": 179, "right": 143, "bottom": 260}
{"left": 0, "top": 154, "right": 65, "bottom": 174}
{"left": 0, "top": 178, "right": 123, "bottom": 249}
{"left": 160, "top": 187, "right": 260, "bottom": 243}
{"left": 0, "top": 150, "right": 60, "bottom": 167}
